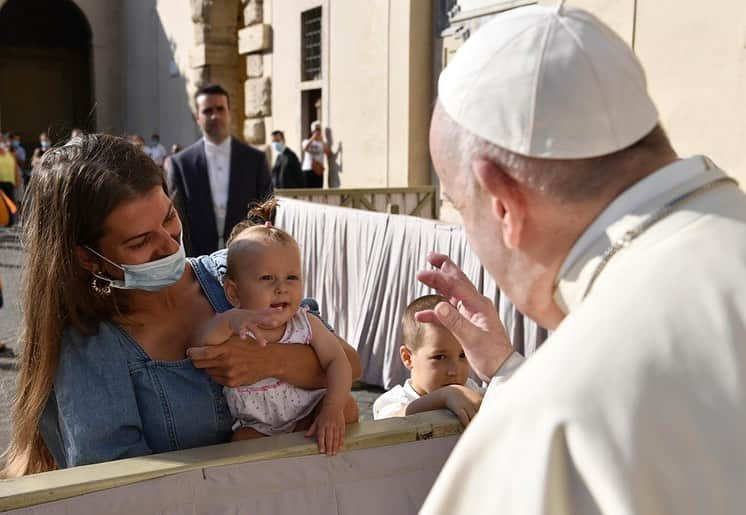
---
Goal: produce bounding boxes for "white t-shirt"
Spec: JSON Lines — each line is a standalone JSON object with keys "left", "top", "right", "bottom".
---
{"left": 301, "top": 139, "right": 324, "bottom": 171}
{"left": 373, "top": 378, "right": 483, "bottom": 420}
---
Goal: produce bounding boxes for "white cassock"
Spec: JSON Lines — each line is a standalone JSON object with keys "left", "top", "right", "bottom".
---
{"left": 421, "top": 156, "right": 746, "bottom": 514}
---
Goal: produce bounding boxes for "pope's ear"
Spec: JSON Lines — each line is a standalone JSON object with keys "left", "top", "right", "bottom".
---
{"left": 471, "top": 159, "right": 526, "bottom": 249}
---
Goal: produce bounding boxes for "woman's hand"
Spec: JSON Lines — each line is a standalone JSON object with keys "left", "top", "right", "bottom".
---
{"left": 188, "top": 337, "right": 281, "bottom": 387}
{"left": 416, "top": 253, "right": 514, "bottom": 381}
{"left": 306, "top": 402, "right": 346, "bottom": 456}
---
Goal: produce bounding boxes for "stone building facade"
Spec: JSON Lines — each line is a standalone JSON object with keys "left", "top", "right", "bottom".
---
{"left": 0, "top": 0, "right": 744, "bottom": 196}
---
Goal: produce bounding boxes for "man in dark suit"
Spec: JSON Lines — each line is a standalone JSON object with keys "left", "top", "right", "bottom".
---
{"left": 169, "top": 84, "right": 273, "bottom": 256}
{"left": 270, "top": 130, "right": 303, "bottom": 189}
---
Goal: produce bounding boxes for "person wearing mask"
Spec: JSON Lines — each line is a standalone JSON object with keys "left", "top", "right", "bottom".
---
{"left": 31, "top": 133, "right": 52, "bottom": 172}
{"left": 270, "top": 130, "right": 303, "bottom": 189}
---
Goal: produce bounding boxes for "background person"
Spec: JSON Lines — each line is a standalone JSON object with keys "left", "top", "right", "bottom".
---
{"left": 270, "top": 130, "right": 303, "bottom": 189}
{"left": 169, "top": 84, "right": 273, "bottom": 256}
{"left": 417, "top": 4, "right": 746, "bottom": 514}
{"left": 148, "top": 133, "right": 167, "bottom": 168}
{"left": 301, "top": 121, "right": 331, "bottom": 189}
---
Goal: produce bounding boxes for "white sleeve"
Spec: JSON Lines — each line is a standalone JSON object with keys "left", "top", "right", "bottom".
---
{"left": 484, "top": 352, "right": 526, "bottom": 402}
{"left": 372, "top": 386, "right": 409, "bottom": 420}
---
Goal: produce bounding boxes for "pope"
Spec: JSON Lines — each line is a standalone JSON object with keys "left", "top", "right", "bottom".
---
{"left": 418, "top": 2, "right": 746, "bottom": 514}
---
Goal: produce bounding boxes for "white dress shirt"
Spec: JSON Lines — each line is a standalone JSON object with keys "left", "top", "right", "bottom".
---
{"left": 423, "top": 156, "right": 746, "bottom": 514}
{"left": 203, "top": 137, "right": 231, "bottom": 244}
{"left": 372, "top": 378, "right": 484, "bottom": 420}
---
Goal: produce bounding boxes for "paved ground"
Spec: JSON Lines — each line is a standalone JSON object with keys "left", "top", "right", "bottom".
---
{"left": 0, "top": 229, "right": 383, "bottom": 468}
{"left": 0, "top": 227, "right": 22, "bottom": 465}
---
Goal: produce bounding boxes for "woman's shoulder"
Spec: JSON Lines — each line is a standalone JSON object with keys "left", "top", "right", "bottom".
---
{"left": 188, "top": 249, "right": 233, "bottom": 313}
{"left": 188, "top": 249, "right": 228, "bottom": 284}
{"left": 59, "top": 322, "right": 137, "bottom": 375}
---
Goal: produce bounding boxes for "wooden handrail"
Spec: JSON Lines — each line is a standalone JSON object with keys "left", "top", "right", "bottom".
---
{"left": 0, "top": 411, "right": 462, "bottom": 512}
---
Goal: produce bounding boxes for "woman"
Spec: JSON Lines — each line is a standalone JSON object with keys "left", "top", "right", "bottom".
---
{"left": 1, "top": 134, "right": 360, "bottom": 477}
{"left": 301, "top": 121, "right": 332, "bottom": 189}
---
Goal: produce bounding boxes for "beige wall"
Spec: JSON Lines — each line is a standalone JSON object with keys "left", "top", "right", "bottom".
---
{"left": 557, "top": 0, "right": 746, "bottom": 182}
{"left": 0, "top": 0, "right": 200, "bottom": 146}
{"left": 0, "top": 0, "right": 124, "bottom": 133}
{"left": 270, "top": 0, "right": 433, "bottom": 188}
{"left": 121, "top": 0, "right": 200, "bottom": 149}
{"left": 634, "top": 0, "right": 746, "bottom": 181}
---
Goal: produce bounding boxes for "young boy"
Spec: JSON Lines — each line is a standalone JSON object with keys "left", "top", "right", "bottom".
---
{"left": 373, "top": 295, "right": 484, "bottom": 427}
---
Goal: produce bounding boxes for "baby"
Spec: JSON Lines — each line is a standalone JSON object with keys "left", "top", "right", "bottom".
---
{"left": 200, "top": 205, "right": 358, "bottom": 455}
{"left": 373, "top": 295, "right": 484, "bottom": 426}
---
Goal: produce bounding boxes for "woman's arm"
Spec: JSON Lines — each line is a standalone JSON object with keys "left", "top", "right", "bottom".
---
{"left": 188, "top": 333, "right": 361, "bottom": 389}
{"left": 52, "top": 328, "right": 153, "bottom": 467}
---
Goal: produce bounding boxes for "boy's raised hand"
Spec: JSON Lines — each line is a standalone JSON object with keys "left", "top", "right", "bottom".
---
{"left": 440, "top": 385, "right": 483, "bottom": 427}
{"left": 306, "top": 403, "right": 346, "bottom": 456}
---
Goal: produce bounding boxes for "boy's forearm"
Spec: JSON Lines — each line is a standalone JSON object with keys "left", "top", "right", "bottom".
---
{"left": 404, "top": 389, "right": 448, "bottom": 416}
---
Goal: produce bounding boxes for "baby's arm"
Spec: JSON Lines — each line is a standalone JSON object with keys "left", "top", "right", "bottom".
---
{"left": 198, "top": 308, "right": 272, "bottom": 347}
{"left": 405, "top": 385, "right": 483, "bottom": 427}
{"left": 305, "top": 315, "right": 353, "bottom": 455}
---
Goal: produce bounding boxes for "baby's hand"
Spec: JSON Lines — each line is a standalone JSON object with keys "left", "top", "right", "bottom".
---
{"left": 441, "top": 385, "right": 483, "bottom": 427}
{"left": 220, "top": 308, "right": 279, "bottom": 347}
{"left": 305, "top": 403, "right": 346, "bottom": 456}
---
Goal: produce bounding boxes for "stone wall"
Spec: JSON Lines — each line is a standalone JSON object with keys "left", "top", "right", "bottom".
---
{"left": 238, "top": 0, "right": 272, "bottom": 146}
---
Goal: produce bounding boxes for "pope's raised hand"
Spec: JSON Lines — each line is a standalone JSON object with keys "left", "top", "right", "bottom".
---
{"left": 416, "top": 253, "right": 514, "bottom": 381}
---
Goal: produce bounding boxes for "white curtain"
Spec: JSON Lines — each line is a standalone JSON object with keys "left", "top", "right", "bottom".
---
{"left": 275, "top": 198, "right": 547, "bottom": 389}
{"left": 8, "top": 438, "right": 458, "bottom": 515}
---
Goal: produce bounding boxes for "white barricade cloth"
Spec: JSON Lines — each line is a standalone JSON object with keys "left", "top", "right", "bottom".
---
{"left": 4, "top": 437, "right": 458, "bottom": 515}
{"left": 275, "top": 198, "right": 547, "bottom": 388}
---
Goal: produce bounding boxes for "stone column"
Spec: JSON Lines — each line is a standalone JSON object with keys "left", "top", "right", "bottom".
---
{"left": 238, "top": 0, "right": 272, "bottom": 146}
{"left": 189, "top": 0, "right": 243, "bottom": 136}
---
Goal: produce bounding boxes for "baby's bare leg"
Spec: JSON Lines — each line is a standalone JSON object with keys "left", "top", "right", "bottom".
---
{"left": 231, "top": 427, "right": 268, "bottom": 441}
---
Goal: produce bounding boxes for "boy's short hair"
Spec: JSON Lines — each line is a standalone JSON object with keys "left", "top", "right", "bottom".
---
{"left": 402, "top": 294, "right": 449, "bottom": 350}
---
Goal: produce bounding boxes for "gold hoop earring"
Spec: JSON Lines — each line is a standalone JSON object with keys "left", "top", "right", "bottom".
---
{"left": 91, "top": 277, "right": 112, "bottom": 296}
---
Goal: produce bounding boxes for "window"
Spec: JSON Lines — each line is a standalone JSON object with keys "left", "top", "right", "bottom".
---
{"left": 301, "top": 7, "right": 322, "bottom": 82}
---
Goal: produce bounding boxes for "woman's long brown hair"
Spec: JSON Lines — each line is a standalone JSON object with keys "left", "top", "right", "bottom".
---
{"left": 1, "top": 134, "right": 165, "bottom": 477}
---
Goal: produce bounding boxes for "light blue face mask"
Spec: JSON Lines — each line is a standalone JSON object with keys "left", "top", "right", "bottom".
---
{"left": 85, "top": 235, "right": 186, "bottom": 291}
{"left": 271, "top": 141, "right": 284, "bottom": 153}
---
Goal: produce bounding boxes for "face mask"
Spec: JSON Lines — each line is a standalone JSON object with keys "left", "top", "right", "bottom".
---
{"left": 272, "top": 142, "right": 284, "bottom": 153}
{"left": 151, "top": 140, "right": 158, "bottom": 147}
{"left": 12, "top": 141, "right": 19, "bottom": 148}
{"left": 85, "top": 235, "right": 186, "bottom": 291}
{"left": 41, "top": 141, "right": 50, "bottom": 149}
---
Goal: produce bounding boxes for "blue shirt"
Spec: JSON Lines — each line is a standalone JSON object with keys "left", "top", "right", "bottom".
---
{"left": 40, "top": 251, "right": 235, "bottom": 468}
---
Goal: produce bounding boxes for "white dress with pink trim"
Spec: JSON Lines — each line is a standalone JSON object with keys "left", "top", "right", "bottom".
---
{"left": 224, "top": 308, "right": 326, "bottom": 435}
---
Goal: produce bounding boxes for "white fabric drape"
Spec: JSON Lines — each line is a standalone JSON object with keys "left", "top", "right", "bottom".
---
{"left": 275, "top": 198, "right": 547, "bottom": 388}
{"left": 8, "top": 438, "right": 458, "bottom": 515}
